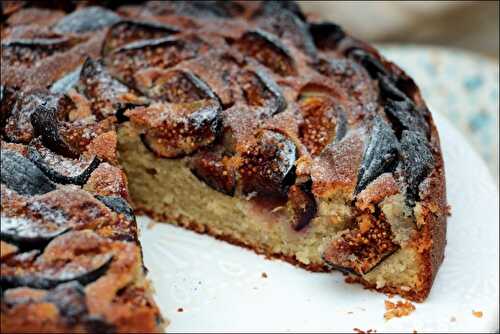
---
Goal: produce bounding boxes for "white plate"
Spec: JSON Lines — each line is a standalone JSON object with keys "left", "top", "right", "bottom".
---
{"left": 138, "top": 109, "right": 499, "bottom": 333}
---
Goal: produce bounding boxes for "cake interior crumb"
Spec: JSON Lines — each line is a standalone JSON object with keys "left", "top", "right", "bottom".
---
{"left": 383, "top": 299, "right": 416, "bottom": 320}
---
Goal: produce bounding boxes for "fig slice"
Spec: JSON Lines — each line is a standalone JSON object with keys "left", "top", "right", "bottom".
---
{"left": 0, "top": 215, "right": 71, "bottom": 250}
{"left": 400, "top": 130, "right": 434, "bottom": 204}
{"left": 297, "top": 94, "right": 338, "bottom": 156}
{"left": 255, "top": 3, "right": 317, "bottom": 58}
{"left": 355, "top": 116, "right": 399, "bottom": 194}
{"left": 3, "top": 89, "right": 54, "bottom": 144}
{"left": 309, "top": 21, "right": 346, "bottom": 50}
{"left": 76, "top": 58, "right": 142, "bottom": 119}
{"left": 190, "top": 147, "right": 236, "bottom": 196}
{"left": 1, "top": 37, "right": 78, "bottom": 69}
{"left": 52, "top": 6, "right": 121, "bottom": 34}
{"left": 286, "top": 181, "right": 317, "bottom": 231}
{"left": 1, "top": 150, "right": 56, "bottom": 196}
{"left": 1, "top": 231, "right": 114, "bottom": 289}
{"left": 236, "top": 29, "right": 296, "bottom": 76}
{"left": 238, "top": 130, "right": 296, "bottom": 198}
{"left": 104, "top": 35, "right": 206, "bottom": 87}
{"left": 29, "top": 94, "right": 80, "bottom": 159}
{"left": 384, "top": 98, "right": 430, "bottom": 139}
{"left": 323, "top": 215, "right": 399, "bottom": 275}
{"left": 348, "top": 48, "right": 388, "bottom": 79}
{"left": 27, "top": 146, "right": 100, "bottom": 186}
{"left": 142, "top": 69, "right": 220, "bottom": 104}
{"left": 95, "top": 195, "right": 135, "bottom": 223}
{"left": 50, "top": 66, "right": 82, "bottom": 94}
{"left": 102, "top": 20, "right": 179, "bottom": 55}
{"left": 127, "top": 99, "right": 222, "bottom": 158}
{"left": 237, "top": 68, "right": 287, "bottom": 117}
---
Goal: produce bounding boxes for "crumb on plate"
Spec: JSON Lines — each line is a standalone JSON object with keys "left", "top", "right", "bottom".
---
{"left": 472, "top": 310, "right": 483, "bottom": 318}
{"left": 261, "top": 272, "right": 268, "bottom": 278}
{"left": 177, "top": 308, "right": 184, "bottom": 313}
{"left": 384, "top": 299, "right": 416, "bottom": 320}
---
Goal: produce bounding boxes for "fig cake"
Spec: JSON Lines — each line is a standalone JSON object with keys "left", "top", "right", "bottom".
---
{"left": 1, "top": 1, "right": 448, "bottom": 332}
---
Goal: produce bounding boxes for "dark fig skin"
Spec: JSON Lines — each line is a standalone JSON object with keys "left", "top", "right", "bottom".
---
{"left": 0, "top": 216, "right": 71, "bottom": 251}
{"left": 355, "top": 116, "right": 399, "bottom": 194}
{"left": 384, "top": 98, "right": 430, "bottom": 139}
{"left": 238, "top": 68, "right": 287, "bottom": 117}
{"left": 43, "top": 281, "right": 88, "bottom": 325}
{"left": 287, "top": 181, "right": 317, "bottom": 231}
{"left": 0, "top": 254, "right": 112, "bottom": 289}
{"left": 239, "top": 130, "right": 297, "bottom": 198}
{"left": 133, "top": 99, "right": 222, "bottom": 158}
{"left": 30, "top": 94, "right": 80, "bottom": 159}
{"left": 400, "top": 130, "right": 435, "bottom": 204}
{"left": 1, "top": 150, "right": 56, "bottom": 196}
{"left": 190, "top": 148, "right": 236, "bottom": 196}
{"left": 309, "top": 22, "right": 346, "bottom": 51}
{"left": 27, "top": 147, "right": 101, "bottom": 186}
{"left": 348, "top": 48, "right": 388, "bottom": 79}
{"left": 102, "top": 20, "right": 179, "bottom": 55}
{"left": 255, "top": 3, "right": 316, "bottom": 58}
{"left": 1, "top": 37, "right": 77, "bottom": 68}
{"left": 96, "top": 195, "right": 136, "bottom": 222}
{"left": 236, "top": 29, "right": 296, "bottom": 76}
{"left": 52, "top": 6, "right": 121, "bottom": 34}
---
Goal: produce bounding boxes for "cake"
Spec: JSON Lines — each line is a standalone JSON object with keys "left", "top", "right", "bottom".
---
{"left": 1, "top": 1, "right": 448, "bottom": 332}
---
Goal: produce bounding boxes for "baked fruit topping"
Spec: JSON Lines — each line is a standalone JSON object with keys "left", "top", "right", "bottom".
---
{"left": 1, "top": 2, "right": 448, "bottom": 332}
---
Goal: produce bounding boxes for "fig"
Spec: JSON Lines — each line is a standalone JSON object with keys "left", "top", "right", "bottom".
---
{"left": 298, "top": 94, "right": 338, "bottom": 156}
{"left": 3, "top": 89, "right": 51, "bottom": 144}
{"left": 102, "top": 20, "right": 179, "bottom": 55}
{"left": 287, "top": 181, "right": 317, "bottom": 231}
{"left": 1, "top": 37, "right": 76, "bottom": 68}
{"left": 76, "top": 58, "right": 138, "bottom": 119}
{"left": 237, "top": 68, "right": 286, "bottom": 117}
{"left": 50, "top": 66, "right": 82, "bottom": 94}
{"left": 348, "top": 48, "right": 388, "bottom": 79}
{"left": 52, "top": 6, "right": 121, "bottom": 34}
{"left": 400, "top": 130, "right": 434, "bottom": 204}
{"left": 1, "top": 231, "right": 113, "bottom": 289}
{"left": 142, "top": 69, "right": 220, "bottom": 104}
{"left": 356, "top": 116, "right": 399, "bottom": 194}
{"left": 145, "top": 1, "right": 240, "bottom": 18}
{"left": 30, "top": 93, "right": 80, "bottom": 158}
{"left": 95, "top": 195, "right": 135, "bottom": 222}
{"left": 128, "top": 99, "right": 222, "bottom": 158}
{"left": 236, "top": 29, "right": 296, "bottom": 76}
{"left": 254, "top": 1, "right": 306, "bottom": 21}
{"left": 1, "top": 150, "right": 56, "bottom": 196}
{"left": 190, "top": 148, "right": 236, "bottom": 196}
{"left": 0, "top": 215, "right": 70, "bottom": 251}
{"left": 323, "top": 215, "right": 399, "bottom": 275}
{"left": 239, "top": 130, "right": 296, "bottom": 198}
{"left": 309, "top": 22, "right": 346, "bottom": 50}
{"left": 27, "top": 146, "right": 100, "bottom": 186}
{"left": 384, "top": 98, "right": 429, "bottom": 139}
{"left": 43, "top": 281, "right": 87, "bottom": 325}
{"left": 105, "top": 35, "right": 206, "bottom": 87}
{"left": 255, "top": 3, "right": 316, "bottom": 57}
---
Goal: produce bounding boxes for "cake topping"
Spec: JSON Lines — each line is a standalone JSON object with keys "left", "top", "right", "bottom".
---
{"left": 1, "top": 150, "right": 56, "bottom": 196}
{"left": 355, "top": 116, "right": 399, "bottom": 194}
{"left": 239, "top": 130, "right": 296, "bottom": 198}
{"left": 236, "top": 29, "right": 296, "bottom": 76}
